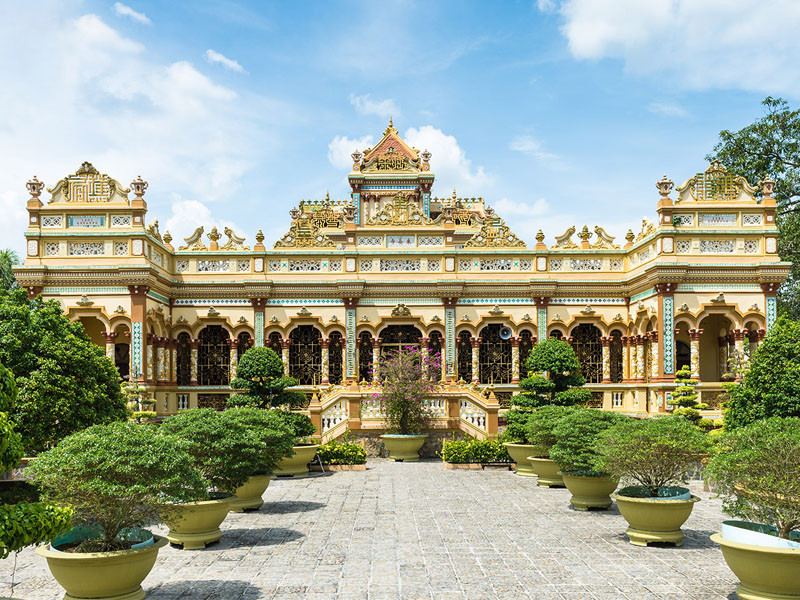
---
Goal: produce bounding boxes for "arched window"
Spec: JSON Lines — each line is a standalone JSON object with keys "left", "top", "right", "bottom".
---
{"left": 328, "top": 332, "right": 343, "bottom": 385}
{"left": 378, "top": 325, "right": 422, "bottom": 358}
{"left": 427, "top": 331, "right": 443, "bottom": 381}
{"left": 609, "top": 329, "right": 623, "bottom": 383}
{"left": 176, "top": 332, "right": 191, "bottom": 386}
{"left": 289, "top": 325, "right": 322, "bottom": 385}
{"left": 550, "top": 329, "right": 563, "bottom": 339}
{"left": 676, "top": 341, "right": 691, "bottom": 371}
{"left": 358, "top": 332, "right": 373, "bottom": 382}
{"left": 479, "top": 324, "right": 512, "bottom": 384}
{"left": 198, "top": 325, "right": 230, "bottom": 386}
{"left": 113, "top": 326, "right": 130, "bottom": 381}
{"left": 457, "top": 331, "right": 472, "bottom": 382}
{"left": 236, "top": 332, "right": 251, "bottom": 362}
{"left": 267, "top": 332, "right": 283, "bottom": 356}
{"left": 519, "top": 330, "right": 534, "bottom": 379}
{"left": 572, "top": 323, "right": 602, "bottom": 384}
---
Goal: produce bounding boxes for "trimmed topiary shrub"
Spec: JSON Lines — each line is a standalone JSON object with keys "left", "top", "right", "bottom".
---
{"left": 227, "top": 347, "right": 305, "bottom": 409}
{"left": 550, "top": 408, "right": 629, "bottom": 475}
{"left": 221, "top": 408, "right": 296, "bottom": 474}
{"left": 317, "top": 438, "right": 367, "bottom": 465}
{"left": 517, "top": 338, "right": 592, "bottom": 407}
{"left": 525, "top": 405, "right": 581, "bottom": 453}
{"left": 667, "top": 366, "right": 707, "bottom": 424}
{"left": 272, "top": 410, "right": 317, "bottom": 443}
{"left": 441, "top": 438, "right": 511, "bottom": 464}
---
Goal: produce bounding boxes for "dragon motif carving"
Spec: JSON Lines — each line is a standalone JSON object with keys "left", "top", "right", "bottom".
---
{"left": 553, "top": 226, "right": 578, "bottom": 249}
{"left": 274, "top": 215, "right": 335, "bottom": 248}
{"left": 636, "top": 218, "right": 657, "bottom": 242}
{"left": 367, "top": 194, "right": 435, "bottom": 226}
{"left": 221, "top": 227, "right": 250, "bottom": 251}
{"left": 179, "top": 226, "right": 208, "bottom": 251}
{"left": 591, "top": 226, "right": 620, "bottom": 249}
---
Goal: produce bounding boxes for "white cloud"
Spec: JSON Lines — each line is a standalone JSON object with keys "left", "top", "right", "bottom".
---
{"left": 493, "top": 197, "right": 550, "bottom": 217}
{"left": 350, "top": 94, "right": 400, "bottom": 119}
{"left": 163, "top": 197, "right": 245, "bottom": 246}
{"left": 404, "top": 126, "right": 492, "bottom": 195}
{"left": 647, "top": 102, "right": 688, "bottom": 118}
{"left": 536, "top": 0, "right": 557, "bottom": 13}
{"left": 113, "top": 2, "right": 151, "bottom": 25}
{"left": 327, "top": 135, "right": 374, "bottom": 170}
{"left": 551, "top": 0, "right": 800, "bottom": 95}
{"left": 205, "top": 49, "right": 246, "bottom": 73}
{"left": 75, "top": 13, "right": 143, "bottom": 53}
{"left": 509, "top": 135, "right": 566, "bottom": 170}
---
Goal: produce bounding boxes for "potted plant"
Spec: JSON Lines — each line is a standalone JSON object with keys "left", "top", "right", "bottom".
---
{"left": 504, "top": 339, "right": 590, "bottom": 476}
{"left": 550, "top": 408, "right": 628, "bottom": 510}
{"left": 525, "top": 405, "right": 580, "bottom": 487}
{"left": 666, "top": 366, "right": 707, "bottom": 423}
{"left": 705, "top": 417, "right": 800, "bottom": 600}
{"left": 222, "top": 408, "right": 295, "bottom": 510}
{"left": 158, "top": 408, "right": 263, "bottom": 548}
{"left": 227, "top": 347, "right": 319, "bottom": 478}
{"left": 375, "top": 346, "right": 440, "bottom": 462}
{"left": 25, "top": 422, "right": 206, "bottom": 600}
{"left": 597, "top": 416, "right": 711, "bottom": 546}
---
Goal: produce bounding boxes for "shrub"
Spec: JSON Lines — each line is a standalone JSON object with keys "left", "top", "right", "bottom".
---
{"left": 272, "top": 410, "right": 317, "bottom": 443}
{"left": 526, "top": 405, "right": 581, "bottom": 452}
{"left": 158, "top": 409, "right": 264, "bottom": 495}
{"left": 130, "top": 410, "right": 157, "bottom": 423}
{"left": 317, "top": 438, "right": 367, "bottom": 465}
{"left": 441, "top": 438, "right": 511, "bottom": 464}
{"left": 667, "top": 366, "right": 707, "bottom": 423}
{"left": 221, "top": 408, "right": 296, "bottom": 474}
{"left": 704, "top": 417, "right": 800, "bottom": 539}
{"left": 517, "top": 338, "right": 588, "bottom": 407}
{"left": 0, "top": 361, "right": 23, "bottom": 472}
{"left": 26, "top": 422, "right": 207, "bottom": 552}
{"left": 501, "top": 408, "right": 534, "bottom": 444}
{"left": 227, "top": 347, "right": 305, "bottom": 409}
{"left": 0, "top": 503, "right": 73, "bottom": 559}
{"left": 725, "top": 316, "right": 800, "bottom": 428}
{"left": 550, "top": 409, "right": 628, "bottom": 475}
{"left": 596, "top": 416, "right": 712, "bottom": 496}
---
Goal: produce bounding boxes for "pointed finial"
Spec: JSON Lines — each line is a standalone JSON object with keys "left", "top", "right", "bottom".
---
{"left": 452, "top": 187, "right": 457, "bottom": 200}
{"left": 325, "top": 190, "right": 330, "bottom": 202}
{"left": 535, "top": 230, "right": 545, "bottom": 243}
{"left": 163, "top": 230, "right": 172, "bottom": 245}
{"left": 389, "top": 116, "right": 393, "bottom": 128}
{"left": 255, "top": 229, "right": 264, "bottom": 243}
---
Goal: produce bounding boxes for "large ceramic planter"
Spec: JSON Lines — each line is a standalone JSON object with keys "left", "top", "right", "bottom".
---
{"left": 561, "top": 472, "right": 619, "bottom": 510}
{"left": 273, "top": 444, "right": 320, "bottom": 477}
{"left": 612, "top": 493, "right": 700, "bottom": 546}
{"left": 381, "top": 434, "right": 427, "bottom": 462}
{"left": 712, "top": 532, "right": 800, "bottom": 600}
{"left": 528, "top": 457, "right": 564, "bottom": 488}
{"left": 230, "top": 474, "right": 271, "bottom": 512}
{"left": 502, "top": 443, "right": 541, "bottom": 477}
{"left": 163, "top": 496, "right": 232, "bottom": 549}
{"left": 36, "top": 535, "right": 168, "bottom": 600}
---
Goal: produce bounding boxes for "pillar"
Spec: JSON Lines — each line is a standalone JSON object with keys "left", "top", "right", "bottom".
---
{"left": 371, "top": 338, "right": 381, "bottom": 382}
{"left": 169, "top": 338, "right": 177, "bottom": 384}
{"left": 655, "top": 283, "right": 675, "bottom": 379}
{"left": 762, "top": 283, "right": 778, "bottom": 334}
{"left": 227, "top": 339, "right": 238, "bottom": 381}
{"left": 621, "top": 336, "right": 630, "bottom": 381}
{"left": 511, "top": 336, "right": 520, "bottom": 384}
{"left": 649, "top": 331, "right": 659, "bottom": 380}
{"left": 190, "top": 338, "right": 200, "bottom": 385}
{"left": 344, "top": 298, "right": 358, "bottom": 380}
{"left": 421, "top": 337, "right": 430, "bottom": 380}
{"left": 157, "top": 337, "right": 169, "bottom": 384}
{"left": 733, "top": 329, "right": 746, "bottom": 378}
{"left": 688, "top": 329, "right": 702, "bottom": 379}
{"left": 128, "top": 285, "right": 148, "bottom": 382}
{"left": 251, "top": 298, "right": 266, "bottom": 347}
{"left": 600, "top": 336, "right": 611, "bottom": 383}
{"left": 637, "top": 336, "right": 646, "bottom": 381}
{"left": 630, "top": 337, "right": 639, "bottom": 380}
{"left": 470, "top": 337, "right": 480, "bottom": 384}
{"left": 146, "top": 333, "right": 157, "bottom": 384}
{"left": 718, "top": 336, "right": 729, "bottom": 380}
{"left": 321, "top": 338, "right": 330, "bottom": 384}
{"left": 102, "top": 331, "right": 117, "bottom": 362}
{"left": 443, "top": 298, "right": 457, "bottom": 380}
{"left": 281, "top": 339, "right": 290, "bottom": 376}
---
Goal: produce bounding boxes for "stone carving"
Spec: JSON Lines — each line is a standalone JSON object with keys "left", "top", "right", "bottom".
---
{"left": 521, "top": 314, "right": 532, "bottom": 321}
{"left": 270, "top": 316, "right": 279, "bottom": 323}
{"left": 552, "top": 314, "right": 563, "bottom": 322}
{"left": 580, "top": 305, "right": 595, "bottom": 315}
{"left": 711, "top": 293, "right": 726, "bottom": 303}
{"left": 221, "top": 227, "right": 250, "bottom": 251}
{"left": 748, "top": 303, "right": 759, "bottom": 312}
{"left": 592, "top": 226, "right": 620, "bottom": 249}
{"left": 176, "top": 316, "right": 188, "bottom": 323}
{"left": 461, "top": 314, "right": 471, "bottom": 322}
{"left": 391, "top": 303, "right": 412, "bottom": 317}
{"left": 179, "top": 227, "right": 208, "bottom": 251}
{"left": 237, "top": 316, "right": 248, "bottom": 324}
{"left": 612, "top": 313, "right": 623, "bottom": 321}
{"left": 47, "top": 162, "right": 129, "bottom": 203}
{"left": 114, "top": 305, "right": 126, "bottom": 314}
{"left": 464, "top": 218, "right": 525, "bottom": 248}
{"left": 274, "top": 215, "right": 335, "bottom": 248}
{"left": 330, "top": 315, "right": 339, "bottom": 323}
{"left": 553, "top": 226, "right": 578, "bottom": 249}
{"left": 76, "top": 295, "right": 94, "bottom": 306}
{"left": 430, "top": 315, "right": 442, "bottom": 322}
{"left": 297, "top": 306, "right": 312, "bottom": 316}
{"left": 488, "top": 305, "right": 504, "bottom": 315}
{"left": 146, "top": 220, "right": 162, "bottom": 241}
{"left": 679, "top": 303, "right": 690, "bottom": 312}
{"left": 636, "top": 218, "right": 657, "bottom": 241}
{"left": 207, "top": 307, "right": 220, "bottom": 317}
{"left": 367, "top": 194, "right": 433, "bottom": 226}
{"left": 676, "top": 161, "right": 755, "bottom": 202}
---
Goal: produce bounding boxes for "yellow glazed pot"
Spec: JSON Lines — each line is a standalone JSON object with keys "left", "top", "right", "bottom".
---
{"left": 35, "top": 535, "right": 168, "bottom": 600}
{"left": 712, "top": 532, "right": 800, "bottom": 600}
{"left": 163, "top": 497, "right": 232, "bottom": 549}
{"left": 528, "top": 457, "right": 564, "bottom": 488}
{"left": 230, "top": 474, "right": 271, "bottom": 512}
{"left": 273, "top": 445, "right": 320, "bottom": 477}
{"left": 561, "top": 473, "right": 619, "bottom": 510}
{"left": 381, "top": 434, "right": 427, "bottom": 462}
{"left": 502, "top": 443, "right": 542, "bottom": 477}
{"left": 612, "top": 493, "right": 700, "bottom": 546}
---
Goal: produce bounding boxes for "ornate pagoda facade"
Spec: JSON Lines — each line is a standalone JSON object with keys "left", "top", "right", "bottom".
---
{"left": 15, "top": 121, "right": 790, "bottom": 437}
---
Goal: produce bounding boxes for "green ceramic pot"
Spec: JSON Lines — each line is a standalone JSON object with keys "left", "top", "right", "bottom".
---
{"left": 613, "top": 492, "right": 700, "bottom": 546}
{"left": 273, "top": 445, "right": 320, "bottom": 477}
{"left": 381, "top": 434, "right": 427, "bottom": 462}
{"left": 560, "top": 472, "right": 619, "bottom": 510}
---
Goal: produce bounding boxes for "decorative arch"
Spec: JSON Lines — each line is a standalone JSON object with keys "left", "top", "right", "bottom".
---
{"left": 266, "top": 330, "right": 283, "bottom": 356}
{"left": 328, "top": 331, "right": 344, "bottom": 385}
{"left": 571, "top": 323, "right": 602, "bottom": 384}
{"left": 197, "top": 324, "right": 230, "bottom": 386}
{"left": 176, "top": 331, "right": 192, "bottom": 386}
{"left": 357, "top": 331, "right": 374, "bottom": 382}
{"left": 288, "top": 325, "right": 322, "bottom": 385}
{"left": 518, "top": 329, "right": 535, "bottom": 379}
{"left": 609, "top": 328, "right": 624, "bottom": 383}
{"left": 378, "top": 324, "right": 422, "bottom": 358}
{"left": 427, "top": 330, "right": 443, "bottom": 381}
{"left": 478, "top": 324, "right": 512, "bottom": 384}
{"left": 456, "top": 330, "right": 473, "bottom": 382}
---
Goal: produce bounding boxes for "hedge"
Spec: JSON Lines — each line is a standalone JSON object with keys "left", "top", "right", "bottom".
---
{"left": 441, "top": 439, "right": 512, "bottom": 464}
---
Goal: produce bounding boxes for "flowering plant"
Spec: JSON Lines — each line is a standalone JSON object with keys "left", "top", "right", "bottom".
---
{"left": 372, "top": 346, "right": 441, "bottom": 435}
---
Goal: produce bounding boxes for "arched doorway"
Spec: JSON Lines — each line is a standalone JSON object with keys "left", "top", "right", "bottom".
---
{"left": 176, "top": 332, "right": 191, "bottom": 385}
{"left": 198, "top": 325, "right": 230, "bottom": 386}
{"left": 697, "top": 314, "right": 734, "bottom": 381}
{"left": 609, "top": 329, "right": 623, "bottom": 383}
{"left": 379, "top": 325, "right": 422, "bottom": 357}
{"left": 479, "top": 324, "right": 512, "bottom": 384}
{"left": 358, "top": 332, "right": 373, "bottom": 382}
{"left": 572, "top": 323, "right": 602, "bottom": 383}
{"left": 519, "top": 329, "right": 534, "bottom": 379}
{"left": 328, "top": 332, "right": 344, "bottom": 385}
{"left": 457, "top": 331, "right": 472, "bottom": 382}
{"left": 289, "top": 325, "right": 322, "bottom": 385}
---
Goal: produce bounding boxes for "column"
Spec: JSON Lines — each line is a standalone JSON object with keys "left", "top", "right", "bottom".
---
{"left": 190, "top": 338, "right": 200, "bottom": 385}
{"left": 733, "top": 329, "right": 746, "bottom": 378}
{"left": 535, "top": 297, "right": 549, "bottom": 343}
{"left": 128, "top": 285, "right": 148, "bottom": 382}
{"left": 371, "top": 338, "right": 381, "bottom": 382}
{"left": 344, "top": 298, "right": 358, "bottom": 381}
{"left": 157, "top": 338, "right": 169, "bottom": 384}
{"left": 169, "top": 338, "right": 177, "bottom": 384}
{"left": 511, "top": 337, "right": 520, "bottom": 384}
{"left": 718, "top": 335, "right": 729, "bottom": 380}
{"left": 630, "top": 337, "right": 639, "bottom": 379}
{"left": 655, "top": 283, "right": 675, "bottom": 378}
{"left": 600, "top": 336, "right": 611, "bottom": 383}
{"left": 762, "top": 283, "right": 778, "bottom": 333}
{"left": 470, "top": 337, "right": 480, "bottom": 384}
{"left": 621, "top": 336, "right": 630, "bottom": 381}
{"left": 251, "top": 298, "right": 266, "bottom": 347}
{"left": 321, "top": 338, "right": 330, "bottom": 384}
{"left": 146, "top": 333, "right": 156, "bottom": 384}
{"left": 420, "top": 337, "right": 430, "bottom": 380}
{"left": 649, "top": 331, "right": 659, "bottom": 380}
{"left": 281, "top": 339, "right": 290, "bottom": 376}
{"left": 102, "top": 331, "right": 117, "bottom": 362}
{"left": 442, "top": 298, "right": 457, "bottom": 380}
{"left": 637, "top": 336, "right": 646, "bottom": 381}
{"left": 227, "top": 339, "right": 238, "bottom": 381}
{"left": 688, "top": 329, "right": 702, "bottom": 379}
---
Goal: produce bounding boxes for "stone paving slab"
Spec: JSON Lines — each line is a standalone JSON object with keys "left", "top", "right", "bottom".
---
{"left": 0, "top": 460, "right": 738, "bottom": 599}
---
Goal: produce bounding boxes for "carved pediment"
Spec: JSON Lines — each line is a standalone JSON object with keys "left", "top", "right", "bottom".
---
{"left": 179, "top": 227, "right": 208, "bottom": 251}
{"left": 47, "top": 162, "right": 130, "bottom": 204}
{"left": 391, "top": 303, "right": 412, "bottom": 317}
{"left": 675, "top": 160, "right": 756, "bottom": 202}
{"left": 464, "top": 218, "right": 526, "bottom": 248}
{"left": 367, "top": 194, "right": 434, "bottom": 226}
{"left": 357, "top": 119, "right": 421, "bottom": 174}
{"left": 636, "top": 218, "right": 657, "bottom": 242}
{"left": 553, "top": 226, "right": 578, "bottom": 250}
{"left": 274, "top": 216, "right": 335, "bottom": 248}
{"left": 591, "top": 226, "right": 620, "bottom": 249}
{"left": 146, "top": 220, "right": 162, "bottom": 242}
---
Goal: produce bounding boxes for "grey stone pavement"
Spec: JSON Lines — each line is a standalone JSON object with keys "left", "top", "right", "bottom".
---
{"left": 1, "top": 459, "right": 738, "bottom": 600}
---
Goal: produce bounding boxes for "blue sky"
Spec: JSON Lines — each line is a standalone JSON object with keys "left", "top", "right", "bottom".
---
{"left": 2, "top": 0, "right": 799, "bottom": 253}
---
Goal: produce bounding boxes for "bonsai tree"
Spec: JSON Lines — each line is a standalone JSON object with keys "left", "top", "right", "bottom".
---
{"left": 725, "top": 317, "right": 800, "bottom": 428}
{"left": 705, "top": 416, "right": 800, "bottom": 539}
{"left": 221, "top": 408, "right": 296, "bottom": 474}
{"left": 272, "top": 410, "right": 317, "bottom": 444}
{"left": 0, "top": 288, "right": 127, "bottom": 454}
{"left": 525, "top": 405, "right": 581, "bottom": 454}
{"left": 372, "top": 346, "right": 441, "bottom": 435}
{"left": 667, "top": 366, "right": 707, "bottom": 424}
{"left": 517, "top": 338, "right": 592, "bottom": 407}
{"left": 501, "top": 393, "right": 538, "bottom": 444}
{"left": 227, "top": 347, "right": 305, "bottom": 409}
{"left": 596, "top": 416, "right": 712, "bottom": 497}
{"left": 550, "top": 408, "right": 629, "bottom": 475}
{"left": 25, "top": 422, "right": 207, "bottom": 552}
{"left": 159, "top": 408, "right": 264, "bottom": 495}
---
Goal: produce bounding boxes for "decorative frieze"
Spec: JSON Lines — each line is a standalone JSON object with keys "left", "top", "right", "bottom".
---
{"left": 197, "top": 259, "right": 230, "bottom": 272}
{"left": 45, "top": 242, "right": 59, "bottom": 256}
{"left": 176, "top": 260, "right": 189, "bottom": 273}
{"left": 357, "top": 236, "right": 383, "bottom": 246}
{"left": 549, "top": 259, "right": 562, "bottom": 271}
{"left": 268, "top": 259, "right": 282, "bottom": 272}
{"left": 699, "top": 239, "right": 734, "bottom": 253}
{"left": 236, "top": 259, "right": 250, "bottom": 272}
{"left": 570, "top": 258, "right": 601, "bottom": 271}
{"left": 360, "top": 259, "right": 373, "bottom": 272}
{"left": 742, "top": 214, "right": 763, "bottom": 226}
{"left": 113, "top": 241, "right": 128, "bottom": 256}
{"left": 380, "top": 259, "right": 420, "bottom": 272}
{"left": 428, "top": 259, "right": 441, "bottom": 271}
{"left": 387, "top": 235, "right": 415, "bottom": 247}
{"left": 111, "top": 215, "right": 132, "bottom": 227}
{"left": 42, "top": 216, "right": 63, "bottom": 228}
{"left": 329, "top": 259, "right": 342, "bottom": 272}
{"left": 418, "top": 235, "right": 443, "bottom": 246}
{"left": 480, "top": 258, "right": 511, "bottom": 271}
{"left": 288, "top": 260, "right": 321, "bottom": 272}
{"left": 609, "top": 258, "right": 622, "bottom": 270}
{"left": 519, "top": 258, "right": 532, "bottom": 271}
{"left": 672, "top": 214, "right": 693, "bottom": 226}
{"left": 458, "top": 259, "right": 472, "bottom": 271}
{"left": 676, "top": 240, "right": 690, "bottom": 253}
{"left": 744, "top": 240, "right": 758, "bottom": 254}
{"left": 68, "top": 241, "right": 104, "bottom": 256}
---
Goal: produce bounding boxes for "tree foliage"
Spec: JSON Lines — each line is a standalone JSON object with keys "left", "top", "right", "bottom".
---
{"left": 221, "top": 408, "right": 296, "bottom": 474}
{"left": 705, "top": 417, "right": 800, "bottom": 539}
{"left": 271, "top": 410, "right": 316, "bottom": 442}
{"left": 596, "top": 416, "right": 711, "bottom": 496}
{"left": 550, "top": 408, "right": 628, "bottom": 474}
{"left": 0, "top": 502, "right": 73, "bottom": 559}
{"left": 667, "top": 366, "right": 707, "bottom": 423}
{"left": 525, "top": 405, "right": 581, "bottom": 452}
{"left": 0, "top": 289, "right": 127, "bottom": 454}
{"left": 725, "top": 316, "right": 800, "bottom": 428}
{"left": 0, "top": 249, "right": 19, "bottom": 292}
{"left": 0, "top": 361, "right": 23, "bottom": 471}
{"left": 227, "top": 347, "right": 305, "bottom": 409}
{"left": 708, "top": 97, "right": 800, "bottom": 317}
{"left": 518, "top": 338, "right": 591, "bottom": 406}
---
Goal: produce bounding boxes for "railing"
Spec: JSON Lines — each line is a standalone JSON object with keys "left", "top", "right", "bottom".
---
{"left": 459, "top": 398, "right": 487, "bottom": 431}
{"left": 321, "top": 399, "right": 348, "bottom": 432}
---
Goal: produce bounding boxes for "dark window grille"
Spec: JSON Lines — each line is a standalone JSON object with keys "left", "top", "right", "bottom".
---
{"left": 427, "top": 331, "right": 442, "bottom": 381}
{"left": 610, "top": 329, "right": 623, "bottom": 383}
{"left": 236, "top": 332, "right": 251, "bottom": 362}
{"left": 358, "top": 332, "right": 373, "bottom": 382}
{"left": 479, "top": 324, "right": 512, "bottom": 384}
{"left": 267, "top": 332, "right": 283, "bottom": 356}
{"left": 572, "top": 323, "right": 602, "bottom": 384}
{"left": 289, "top": 325, "right": 322, "bottom": 385}
{"left": 457, "top": 331, "right": 473, "bottom": 382}
{"left": 328, "top": 332, "right": 343, "bottom": 385}
{"left": 198, "top": 325, "right": 230, "bottom": 386}
{"left": 198, "top": 393, "right": 228, "bottom": 410}
{"left": 378, "top": 325, "right": 422, "bottom": 358}
{"left": 114, "top": 343, "right": 130, "bottom": 380}
{"left": 519, "top": 329, "right": 534, "bottom": 379}
{"left": 550, "top": 329, "right": 563, "bottom": 339}
{"left": 176, "top": 332, "right": 191, "bottom": 386}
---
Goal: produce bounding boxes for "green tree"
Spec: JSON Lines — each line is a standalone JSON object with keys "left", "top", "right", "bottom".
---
{"left": 667, "top": 366, "right": 707, "bottom": 424}
{"left": 226, "top": 347, "right": 305, "bottom": 409}
{"left": 0, "top": 288, "right": 127, "bottom": 454}
{"left": 708, "top": 97, "right": 800, "bottom": 317}
{"left": 725, "top": 316, "right": 800, "bottom": 428}
{"left": 0, "top": 250, "right": 19, "bottom": 292}
{"left": 517, "top": 338, "right": 592, "bottom": 407}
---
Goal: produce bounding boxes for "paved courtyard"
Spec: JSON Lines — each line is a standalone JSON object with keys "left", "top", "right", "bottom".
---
{"left": 2, "top": 459, "right": 738, "bottom": 600}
